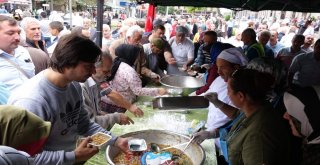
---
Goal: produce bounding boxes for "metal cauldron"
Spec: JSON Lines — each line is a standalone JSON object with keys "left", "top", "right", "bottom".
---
{"left": 160, "top": 75, "right": 205, "bottom": 96}
{"left": 105, "top": 129, "right": 205, "bottom": 165}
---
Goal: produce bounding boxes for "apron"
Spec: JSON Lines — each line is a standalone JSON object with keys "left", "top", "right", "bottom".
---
{"left": 219, "top": 112, "right": 244, "bottom": 164}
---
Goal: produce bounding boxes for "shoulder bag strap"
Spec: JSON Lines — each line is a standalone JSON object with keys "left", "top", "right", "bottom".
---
{"left": 0, "top": 55, "right": 31, "bottom": 79}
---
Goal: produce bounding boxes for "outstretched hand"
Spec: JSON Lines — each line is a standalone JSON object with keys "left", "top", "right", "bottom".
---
{"left": 204, "top": 92, "right": 224, "bottom": 108}
{"left": 74, "top": 137, "right": 99, "bottom": 162}
{"left": 128, "top": 105, "right": 144, "bottom": 117}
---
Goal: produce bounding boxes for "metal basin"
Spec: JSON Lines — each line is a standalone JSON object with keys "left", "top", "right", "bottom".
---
{"left": 153, "top": 96, "right": 209, "bottom": 110}
{"left": 160, "top": 75, "right": 205, "bottom": 96}
{"left": 106, "top": 129, "right": 205, "bottom": 165}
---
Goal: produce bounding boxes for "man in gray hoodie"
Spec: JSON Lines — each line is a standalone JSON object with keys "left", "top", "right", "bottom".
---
{"left": 8, "top": 34, "right": 130, "bottom": 165}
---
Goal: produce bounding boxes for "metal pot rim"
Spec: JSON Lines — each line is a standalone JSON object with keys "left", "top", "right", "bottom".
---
{"left": 105, "top": 129, "right": 206, "bottom": 165}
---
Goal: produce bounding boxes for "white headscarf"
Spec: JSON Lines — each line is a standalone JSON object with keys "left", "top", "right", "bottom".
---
{"left": 284, "top": 86, "right": 320, "bottom": 144}
{"left": 217, "top": 47, "right": 248, "bottom": 66}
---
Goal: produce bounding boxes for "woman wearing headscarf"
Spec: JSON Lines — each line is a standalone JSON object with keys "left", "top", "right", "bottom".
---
{"left": 193, "top": 48, "right": 248, "bottom": 145}
{"left": 101, "top": 44, "right": 167, "bottom": 113}
{"left": 226, "top": 69, "right": 290, "bottom": 164}
{"left": 283, "top": 86, "right": 320, "bottom": 165}
{"left": 0, "top": 105, "right": 51, "bottom": 156}
{"left": 197, "top": 57, "right": 291, "bottom": 164}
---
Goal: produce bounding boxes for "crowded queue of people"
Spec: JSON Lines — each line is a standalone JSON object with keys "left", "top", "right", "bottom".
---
{"left": 0, "top": 10, "right": 319, "bottom": 165}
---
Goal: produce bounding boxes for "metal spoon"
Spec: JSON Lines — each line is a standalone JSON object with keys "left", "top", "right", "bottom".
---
{"left": 150, "top": 143, "right": 161, "bottom": 153}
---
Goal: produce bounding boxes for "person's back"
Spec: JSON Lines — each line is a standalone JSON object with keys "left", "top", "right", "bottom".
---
{"left": 245, "top": 42, "right": 265, "bottom": 61}
{"left": 39, "top": 12, "right": 51, "bottom": 47}
{"left": 289, "top": 51, "right": 320, "bottom": 87}
{"left": 242, "top": 28, "right": 265, "bottom": 61}
{"left": 228, "top": 103, "right": 290, "bottom": 165}
{"left": 277, "top": 47, "right": 305, "bottom": 67}
{"left": 264, "top": 45, "right": 275, "bottom": 58}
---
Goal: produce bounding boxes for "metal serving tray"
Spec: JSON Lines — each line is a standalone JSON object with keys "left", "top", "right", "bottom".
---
{"left": 152, "top": 96, "right": 209, "bottom": 110}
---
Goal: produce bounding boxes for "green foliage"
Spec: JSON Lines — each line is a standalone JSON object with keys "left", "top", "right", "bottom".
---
{"left": 76, "top": 0, "right": 96, "bottom": 6}
{"left": 224, "top": 15, "right": 231, "bottom": 21}
{"left": 157, "top": 6, "right": 174, "bottom": 15}
{"left": 185, "top": 7, "right": 204, "bottom": 13}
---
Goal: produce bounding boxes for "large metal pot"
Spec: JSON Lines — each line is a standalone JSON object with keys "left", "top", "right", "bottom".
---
{"left": 160, "top": 75, "right": 205, "bottom": 96}
{"left": 106, "top": 129, "right": 205, "bottom": 165}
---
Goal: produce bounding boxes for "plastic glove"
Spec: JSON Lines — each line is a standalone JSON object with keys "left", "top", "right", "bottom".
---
{"left": 192, "top": 130, "right": 217, "bottom": 144}
{"left": 204, "top": 92, "right": 224, "bottom": 109}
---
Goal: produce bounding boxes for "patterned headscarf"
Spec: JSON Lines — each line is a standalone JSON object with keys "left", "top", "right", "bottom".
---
{"left": 107, "top": 44, "right": 141, "bottom": 81}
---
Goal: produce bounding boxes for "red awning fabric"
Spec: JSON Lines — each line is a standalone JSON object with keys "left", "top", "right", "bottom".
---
{"left": 136, "top": 0, "right": 320, "bottom": 13}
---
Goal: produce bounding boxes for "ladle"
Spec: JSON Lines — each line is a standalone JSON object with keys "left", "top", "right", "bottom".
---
{"left": 171, "top": 136, "right": 195, "bottom": 163}
{"left": 150, "top": 142, "right": 189, "bottom": 153}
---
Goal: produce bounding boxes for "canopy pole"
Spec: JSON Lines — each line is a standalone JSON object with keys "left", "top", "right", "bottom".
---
{"left": 96, "top": 0, "right": 104, "bottom": 47}
{"left": 69, "top": 0, "right": 72, "bottom": 27}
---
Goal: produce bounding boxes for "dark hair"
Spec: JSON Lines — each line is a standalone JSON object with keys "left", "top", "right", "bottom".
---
{"left": 153, "top": 24, "right": 165, "bottom": 31}
{"left": 49, "top": 21, "right": 64, "bottom": 32}
{"left": 247, "top": 57, "right": 287, "bottom": 94}
{"left": 293, "top": 34, "right": 305, "bottom": 43}
{"left": 230, "top": 69, "right": 274, "bottom": 102}
{"left": 242, "top": 28, "right": 256, "bottom": 41}
{"left": 204, "top": 30, "right": 217, "bottom": 38}
{"left": 0, "top": 15, "right": 17, "bottom": 29}
{"left": 315, "top": 39, "right": 320, "bottom": 46}
{"left": 40, "top": 12, "right": 47, "bottom": 18}
{"left": 13, "top": 12, "right": 22, "bottom": 21}
{"left": 49, "top": 34, "right": 101, "bottom": 73}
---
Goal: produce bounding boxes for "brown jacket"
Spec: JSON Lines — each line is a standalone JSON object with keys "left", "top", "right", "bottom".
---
{"left": 24, "top": 46, "right": 49, "bottom": 74}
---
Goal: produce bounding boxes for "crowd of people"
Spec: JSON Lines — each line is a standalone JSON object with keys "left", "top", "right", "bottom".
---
{"left": 0, "top": 8, "right": 319, "bottom": 165}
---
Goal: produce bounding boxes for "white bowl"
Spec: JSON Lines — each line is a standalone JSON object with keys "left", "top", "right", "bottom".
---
{"left": 128, "top": 138, "right": 147, "bottom": 151}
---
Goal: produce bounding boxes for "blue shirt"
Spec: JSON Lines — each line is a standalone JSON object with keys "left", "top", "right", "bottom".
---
{"left": 0, "top": 82, "right": 9, "bottom": 104}
{"left": 267, "top": 41, "right": 285, "bottom": 56}
{"left": 0, "top": 46, "right": 35, "bottom": 92}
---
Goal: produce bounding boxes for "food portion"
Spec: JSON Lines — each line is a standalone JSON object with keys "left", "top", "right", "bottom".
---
{"left": 90, "top": 132, "right": 111, "bottom": 146}
{"left": 113, "top": 143, "right": 193, "bottom": 165}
